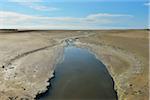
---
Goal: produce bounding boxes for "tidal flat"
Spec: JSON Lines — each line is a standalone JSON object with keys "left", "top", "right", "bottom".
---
{"left": 0, "top": 29, "right": 149, "bottom": 100}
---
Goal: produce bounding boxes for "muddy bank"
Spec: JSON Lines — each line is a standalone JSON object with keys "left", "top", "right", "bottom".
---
{"left": 75, "top": 42, "right": 133, "bottom": 99}
{"left": 0, "top": 43, "right": 65, "bottom": 100}
{"left": 74, "top": 30, "right": 149, "bottom": 100}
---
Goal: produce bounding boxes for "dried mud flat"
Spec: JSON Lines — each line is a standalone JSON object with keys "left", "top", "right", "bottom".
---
{"left": 0, "top": 29, "right": 149, "bottom": 100}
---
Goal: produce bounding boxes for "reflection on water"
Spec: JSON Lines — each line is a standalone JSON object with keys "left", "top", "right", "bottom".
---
{"left": 39, "top": 40, "right": 118, "bottom": 100}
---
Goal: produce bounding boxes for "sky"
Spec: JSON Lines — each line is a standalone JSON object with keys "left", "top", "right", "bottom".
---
{"left": 0, "top": 0, "right": 149, "bottom": 29}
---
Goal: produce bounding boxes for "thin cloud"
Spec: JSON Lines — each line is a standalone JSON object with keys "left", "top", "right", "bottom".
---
{"left": 29, "top": 5, "right": 59, "bottom": 11}
{"left": 20, "top": 3, "right": 60, "bottom": 11}
{"left": 8, "top": 0, "right": 59, "bottom": 11}
{"left": 0, "top": 11, "right": 134, "bottom": 29}
{"left": 8, "top": 0, "right": 42, "bottom": 2}
{"left": 87, "top": 13, "right": 133, "bottom": 18}
{"left": 144, "top": 2, "right": 150, "bottom": 6}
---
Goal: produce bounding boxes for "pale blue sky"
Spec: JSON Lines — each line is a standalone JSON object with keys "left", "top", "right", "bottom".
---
{"left": 0, "top": 0, "right": 149, "bottom": 29}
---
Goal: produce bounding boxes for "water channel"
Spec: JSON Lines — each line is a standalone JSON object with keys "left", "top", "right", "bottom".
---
{"left": 39, "top": 39, "right": 118, "bottom": 100}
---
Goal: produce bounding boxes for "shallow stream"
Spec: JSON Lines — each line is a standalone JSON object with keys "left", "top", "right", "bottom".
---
{"left": 39, "top": 39, "right": 118, "bottom": 100}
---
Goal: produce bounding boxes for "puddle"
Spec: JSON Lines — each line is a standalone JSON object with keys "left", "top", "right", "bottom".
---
{"left": 39, "top": 39, "right": 118, "bottom": 100}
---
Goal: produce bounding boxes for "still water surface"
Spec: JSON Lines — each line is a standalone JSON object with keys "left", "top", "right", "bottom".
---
{"left": 39, "top": 43, "right": 117, "bottom": 100}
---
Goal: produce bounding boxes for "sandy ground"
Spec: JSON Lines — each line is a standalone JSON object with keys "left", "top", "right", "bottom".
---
{"left": 0, "top": 29, "right": 149, "bottom": 100}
